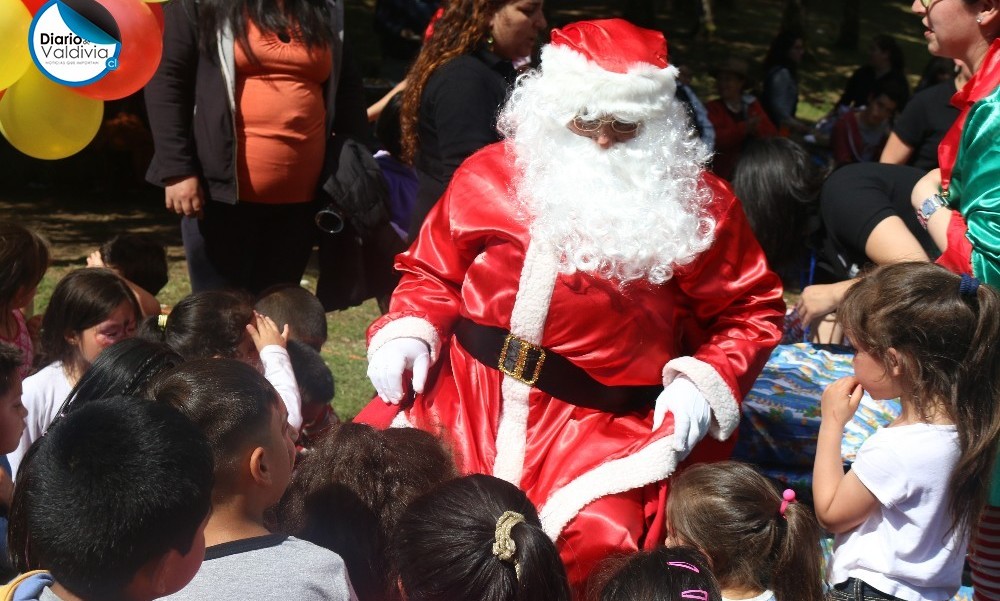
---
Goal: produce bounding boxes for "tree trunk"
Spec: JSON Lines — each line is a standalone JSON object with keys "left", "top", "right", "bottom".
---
{"left": 836, "top": 0, "right": 861, "bottom": 50}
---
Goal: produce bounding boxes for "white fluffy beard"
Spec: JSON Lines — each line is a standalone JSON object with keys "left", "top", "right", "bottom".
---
{"left": 499, "top": 90, "right": 717, "bottom": 287}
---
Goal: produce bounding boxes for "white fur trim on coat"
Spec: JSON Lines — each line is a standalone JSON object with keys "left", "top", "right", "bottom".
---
{"left": 539, "top": 434, "right": 679, "bottom": 541}
{"left": 492, "top": 241, "right": 560, "bottom": 486}
{"left": 536, "top": 44, "right": 678, "bottom": 123}
{"left": 662, "top": 356, "right": 739, "bottom": 440}
{"left": 367, "top": 316, "right": 442, "bottom": 364}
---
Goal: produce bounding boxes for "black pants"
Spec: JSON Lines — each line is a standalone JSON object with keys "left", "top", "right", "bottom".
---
{"left": 828, "top": 578, "right": 906, "bottom": 601}
{"left": 199, "top": 200, "right": 318, "bottom": 296}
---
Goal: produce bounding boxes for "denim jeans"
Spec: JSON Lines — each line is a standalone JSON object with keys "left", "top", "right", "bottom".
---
{"left": 828, "top": 578, "right": 906, "bottom": 601}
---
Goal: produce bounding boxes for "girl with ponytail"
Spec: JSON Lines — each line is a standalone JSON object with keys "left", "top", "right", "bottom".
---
{"left": 666, "top": 461, "right": 824, "bottom": 601}
{"left": 814, "top": 262, "right": 1000, "bottom": 601}
{"left": 392, "top": 474, "right": 571, "bottom": 601}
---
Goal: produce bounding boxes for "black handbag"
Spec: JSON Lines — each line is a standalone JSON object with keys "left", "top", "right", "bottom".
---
{"left": 315, "top": 137, "right": 406, "bottom": 311}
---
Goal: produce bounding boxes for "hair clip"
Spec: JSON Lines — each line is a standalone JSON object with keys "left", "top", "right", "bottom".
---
{"left": 667, "top": 561, "right": 700, "bottom": 573}
{"left": 960, "top": 273, "right": 980, "bottom": 297}
{"left": 493, "top": 510, "right": 524, "bottom": 580}
{"left": 779, "top": 488, "right": 796, "bottom": 518}
{"left": 681, "top": 590, "right": 709, "bottom": 601}
{"left": 157, "top": 314, "right": 168, "bottom": 330}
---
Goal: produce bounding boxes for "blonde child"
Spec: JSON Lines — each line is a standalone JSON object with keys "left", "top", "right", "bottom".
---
{"left": 814, "top": 263, "right": 1000, "bottom": 601}
{"left": 667, "top": 461, "right": 824, "bottom": 601}
{"left": 0, "top": 223, "right": 50, "bottom": 379}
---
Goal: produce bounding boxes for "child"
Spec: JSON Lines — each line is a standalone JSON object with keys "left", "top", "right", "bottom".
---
{"left": 0, "top": 343, "right": 28, "bottom": 581}
{"left": 0, "top": 223, "right": 50, "bottom": 379}
{"left": 8, "top": 268, "right": 140, "bottom": 477}
{"left": 393, "top": 474, "right": 571, "bottom": 601}
{"left": 150, "top": 359, "right": 357, "bottom": 600}
{"left": 667, "top": 461, "right": 824, "bottom": 601}
{"left": 150, "top": 290, "right": 302, "bottom": 431}
{"left": 3, "top": 396, "right": 214, "bottom": 601}
{"left": 285, "top": 340, "right": 337, "bottom": 449}
{"left": 58, "top": 338, "right": 183, "bottom": 415}
{"left": 813, "top": 263, "right": 1000, "bottom": 601}
{"left": 255, "top": 285, "right": 328, "bottom": 351}
{"left": 594, "top": 546, "right": 722, "bottom": 601}
{"left": 278, "top": 422, "right": 456, "bottom": 601}
{"left": 87, "top": 233, "right": 169, "bottom": 316}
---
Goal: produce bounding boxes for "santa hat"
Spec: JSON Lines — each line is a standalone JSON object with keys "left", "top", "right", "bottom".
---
{"left": 536, "top": 19, "right": 678, "bottom": 121}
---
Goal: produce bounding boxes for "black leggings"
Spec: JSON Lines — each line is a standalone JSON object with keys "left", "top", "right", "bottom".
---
{"left": 820, "top": 163, "right": 939, "bottom": 277}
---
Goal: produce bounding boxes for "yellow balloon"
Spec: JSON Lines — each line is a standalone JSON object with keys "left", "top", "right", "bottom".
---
{"left": 0, "top": 66, "right": 104, "bottom": 160}
{"left": 0, "top": 0, "right": 31, "bottom": 90}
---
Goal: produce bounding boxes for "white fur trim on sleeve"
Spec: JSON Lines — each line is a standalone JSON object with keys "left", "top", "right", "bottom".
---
{"left": 539, "top": 435, "right": 679, "bottom": 541}
{"left": 367, "top": 316, "right": 442, "bottom": 364}
{"left": 662, "top": 356, "right": 739, "bottom": 440}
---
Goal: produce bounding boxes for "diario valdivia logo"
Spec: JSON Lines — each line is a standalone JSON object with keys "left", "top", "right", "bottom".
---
{"left": 29, "top": 0, "right": 122, "bottom": 86}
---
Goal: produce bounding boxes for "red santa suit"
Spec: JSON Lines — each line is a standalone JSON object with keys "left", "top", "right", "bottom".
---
{"left": 357, "top": 135, "right": 784, "bottom": 587}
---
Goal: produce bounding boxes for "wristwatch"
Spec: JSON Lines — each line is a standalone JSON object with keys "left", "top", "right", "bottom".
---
{"left": 917, "top": 193, "right": 947, "bottom": 229}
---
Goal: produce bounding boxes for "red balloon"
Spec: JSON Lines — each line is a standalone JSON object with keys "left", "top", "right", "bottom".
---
{"left": 148, "top": 1, "right": 163, "bottom": 32}
{"left": 72, "top": 0, "right": 162, "bottom": 101}
{"left": 20, "top": 0, "right": 45, "bottom": 15}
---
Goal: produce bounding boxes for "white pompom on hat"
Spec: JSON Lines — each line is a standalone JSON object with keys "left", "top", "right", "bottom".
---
{"left": 533, "top": 19, "right": 678, "bottom": 123}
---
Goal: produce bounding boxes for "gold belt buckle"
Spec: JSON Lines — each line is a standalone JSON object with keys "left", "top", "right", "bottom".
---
{"left": 498, "top": 333, "right": 546, "bottom": 386}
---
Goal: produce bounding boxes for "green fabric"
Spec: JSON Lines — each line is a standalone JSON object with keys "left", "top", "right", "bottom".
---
{"left": 949, "top": 84, "right": 1000, "bottom": 287}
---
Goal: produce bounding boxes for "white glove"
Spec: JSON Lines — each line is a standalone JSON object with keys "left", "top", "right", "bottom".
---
{"left": 652, "top": 377, "right": 712, "bottom": 459}
{"left": 367, "top": 337, "right": 430, "bottom": 404}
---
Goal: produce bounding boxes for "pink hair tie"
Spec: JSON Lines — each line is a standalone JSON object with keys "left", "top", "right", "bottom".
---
{"left": 667, "top": 561, "right": 700, "bottom": 573}
{"left": 681, "top": 591, "right": 709, "bottom": 601}
{"left": 779, "top": 488, "right": 796, "bottom": 518}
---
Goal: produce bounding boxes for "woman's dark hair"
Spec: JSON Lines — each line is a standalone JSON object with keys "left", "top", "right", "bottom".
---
{"left": 37, "top": 268, "right": 140, "bottom": 372}
{"left": 668, "top": 462, "right": 824, "bottom": 601}
{"left": 0, "top": 223, "right": 50, "bottom": 310}
{"left": 149, "top": 359, "right": 279, "bottom": 492}
{"left": 400, "top": 0, "right": 511, "bottom": 162}
{"left": 591, "top": 546, "right": 722, "bottom": 601}
{"left": 393, "top": 474, "right": 571, "bottom": 601}
{"left": 278, "top": 422, "right": 457, "bottom": 601}
{"left": 8, "top": 397, "right": 213, "bottom": 597}
{"left": 194, "top": 0, "right": 334, "bottom": 59}
{"left": 872, "top": 34, "right": 905, "bottom": 74}
{"left": 838, "top": 262, "right": 1000, "bottom": 538}
{"left": 763, "top": 30, "right": 802, "bottom": 81}
{"left": 731, "top": 137, "right": 824, "bottom": 280}
{"left": 100, "top": 234, "right": 169, "bottom": 296}
{"left": 147, "top": 290, "right": 254, "bottom": 360}
{"left": 58, "top": 338, "right": 184, "bottom": 415}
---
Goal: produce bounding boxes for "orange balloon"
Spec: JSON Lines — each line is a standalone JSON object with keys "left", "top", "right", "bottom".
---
{"left": 73, "top": 0, "right": 162, "bottom": 100}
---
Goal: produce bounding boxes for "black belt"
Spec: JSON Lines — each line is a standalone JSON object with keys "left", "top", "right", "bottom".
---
{"left": 453, "top": 318, "right": 661, "bottom": 414}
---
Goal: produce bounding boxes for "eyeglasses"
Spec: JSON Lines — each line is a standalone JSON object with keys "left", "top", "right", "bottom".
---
{"left": 571, "top": 115, "right": 641, "bottom": 135}
{"left": 918, "top": 0, "right": 940, "bottom": 7}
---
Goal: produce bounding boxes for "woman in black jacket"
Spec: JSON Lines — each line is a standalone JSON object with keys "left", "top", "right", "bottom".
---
{"left": 145, "top": 0, "right": 367, "bottom": 294}
{"left": 400, "top": 0, "right": 547, "bottom": 238}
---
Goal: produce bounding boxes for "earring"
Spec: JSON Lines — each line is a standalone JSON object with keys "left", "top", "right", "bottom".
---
{"left": 487, "top": 33, "right": 495, "bottom": 52}
{"left": 978, "top": 15, "right": 984, "bottom": 23}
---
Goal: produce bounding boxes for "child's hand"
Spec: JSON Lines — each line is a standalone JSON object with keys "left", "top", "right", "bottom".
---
{"left": 247, "top": 312, "right": 289, "bottom": 351}
{"left": 86, "top": 250, "right": 106, "bottom": 268}
{"left": 821, "top": 376, "right": 864, "bottom": 428}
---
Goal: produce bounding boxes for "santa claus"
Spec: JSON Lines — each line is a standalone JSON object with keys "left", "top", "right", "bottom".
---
{"left": 359, "top": 18, "right": 784, "bottom": 592}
